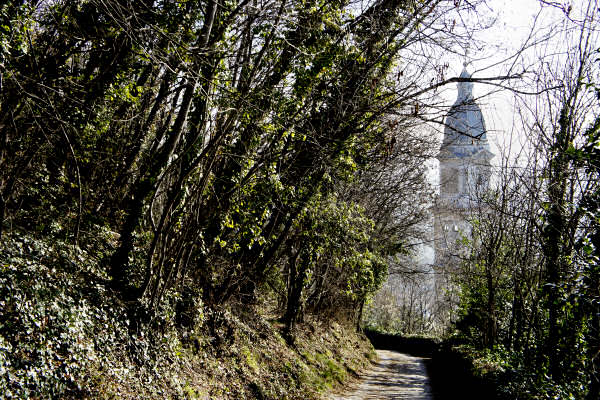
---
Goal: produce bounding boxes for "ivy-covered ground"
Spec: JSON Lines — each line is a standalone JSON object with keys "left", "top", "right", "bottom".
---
{"left": 0, "top": 231, "right": 374, "bottom": 399}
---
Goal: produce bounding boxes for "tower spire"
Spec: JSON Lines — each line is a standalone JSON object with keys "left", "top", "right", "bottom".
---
{"left": 457, "top": 65, "right": 473, "bottom": 102}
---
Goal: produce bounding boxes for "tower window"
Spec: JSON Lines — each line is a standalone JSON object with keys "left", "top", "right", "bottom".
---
{"left": 441, "top": 167, "right": 459, "bottom": 193}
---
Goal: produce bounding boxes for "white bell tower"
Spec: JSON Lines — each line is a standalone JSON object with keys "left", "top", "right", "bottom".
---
{"left": 434, "top": 65, "right": 494, "bottom": 269}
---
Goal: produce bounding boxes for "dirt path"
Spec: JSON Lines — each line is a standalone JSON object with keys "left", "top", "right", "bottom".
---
{"left": 330, "top": 350, "right": 433, "bottom": 400}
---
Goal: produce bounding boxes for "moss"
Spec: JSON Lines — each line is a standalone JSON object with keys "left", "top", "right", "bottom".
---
{"left": 241, "top": 346, "right": 259, "bottom": 373}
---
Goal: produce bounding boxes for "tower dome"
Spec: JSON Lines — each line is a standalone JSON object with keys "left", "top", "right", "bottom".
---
{"left": 437, "top": 65, "right": 494, "bottom": 207}
{"left": 442, "top": 67, "right": 491, "bottom": 159}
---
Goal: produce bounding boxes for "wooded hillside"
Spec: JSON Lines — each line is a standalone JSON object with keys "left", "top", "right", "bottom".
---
{"left": 0, "top": 0, "right": 443, "bottom": 397}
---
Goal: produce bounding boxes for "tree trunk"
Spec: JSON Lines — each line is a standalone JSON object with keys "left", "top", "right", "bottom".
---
{"left": 284, "top": 255, "right": 308, "bottom": 339}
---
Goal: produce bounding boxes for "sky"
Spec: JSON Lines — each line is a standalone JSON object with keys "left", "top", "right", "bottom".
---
{"left": 418, "top": 0, "right": 572, "bottom": 266}
{"left": 435, "top": 0, "right": 576, "bottom": 164}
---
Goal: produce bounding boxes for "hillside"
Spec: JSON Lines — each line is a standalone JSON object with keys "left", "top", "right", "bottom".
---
{"left": 0, "top": 231, "right": 374, "bottom": 398}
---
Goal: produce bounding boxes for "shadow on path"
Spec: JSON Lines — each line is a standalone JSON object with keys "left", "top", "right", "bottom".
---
{"left": 364, "top": 330, "right": 499, "bottom": 400}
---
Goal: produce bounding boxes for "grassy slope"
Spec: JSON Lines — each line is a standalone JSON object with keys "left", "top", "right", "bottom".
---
{"left": 0, "top": 231, "right": 374, "bottom": 399}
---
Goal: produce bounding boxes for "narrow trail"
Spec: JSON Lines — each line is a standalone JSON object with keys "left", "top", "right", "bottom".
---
{"left": 330, "top": 350, "right": 433, "bottom": 400}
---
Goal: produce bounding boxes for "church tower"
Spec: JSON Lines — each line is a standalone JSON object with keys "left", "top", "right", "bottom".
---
{"left": 434, "top": 65, "right": 494, "bottom": 268}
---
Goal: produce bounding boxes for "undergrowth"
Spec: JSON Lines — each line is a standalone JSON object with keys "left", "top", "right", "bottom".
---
{"left": 0, "top": 231, "right": 374, "bottom": 399}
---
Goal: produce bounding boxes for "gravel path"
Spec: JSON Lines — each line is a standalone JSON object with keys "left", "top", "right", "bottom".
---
{"left": 330, "top": 350, "right": 433, "bottom": 400}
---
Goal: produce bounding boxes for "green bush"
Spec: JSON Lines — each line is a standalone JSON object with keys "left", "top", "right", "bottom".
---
{"left": 0, "top": 233, "right": 130, "bottom": 398}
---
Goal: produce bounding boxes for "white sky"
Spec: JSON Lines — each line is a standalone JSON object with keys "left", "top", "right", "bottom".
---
{"left": 419, "top": 0, "right": 575, "bottom": 265}
{"left": 435, "top": 0, "right": 573, "bottom": 164}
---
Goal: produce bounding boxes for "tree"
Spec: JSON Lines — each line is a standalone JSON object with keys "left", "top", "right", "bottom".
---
{"left": 452, "top": 1, "right": 600, "bottom": 397}
{"left": 0, "top": 0, "right": 506, "bottom": 339}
